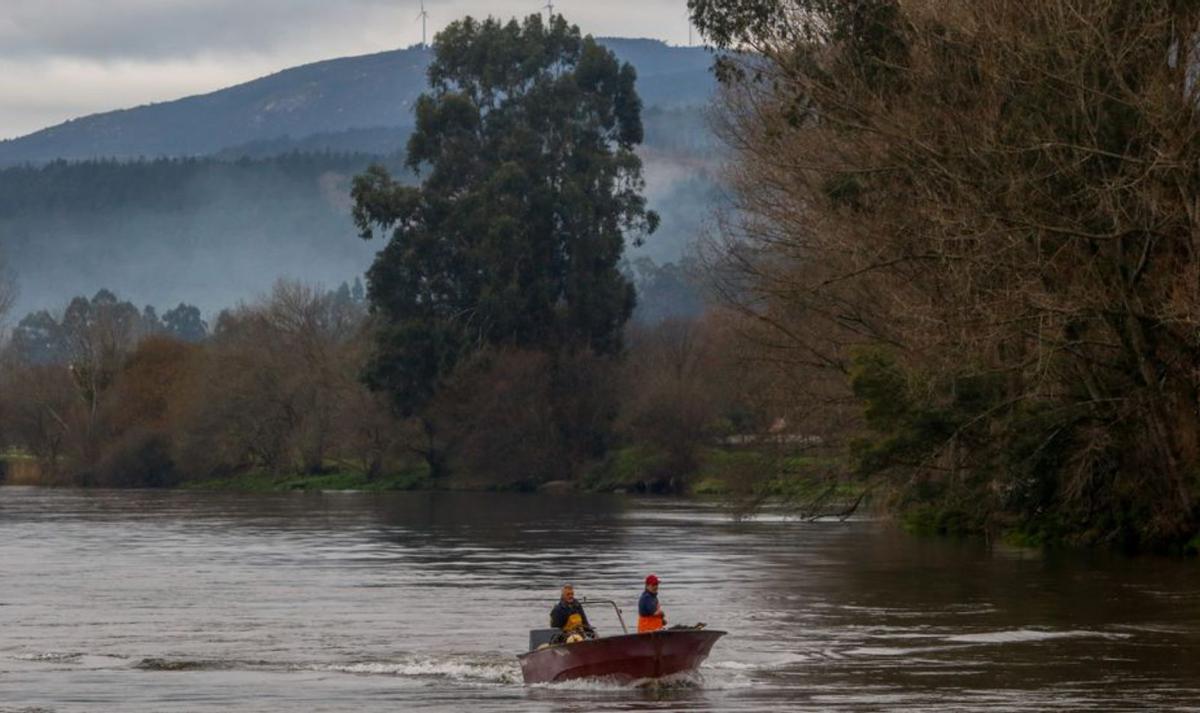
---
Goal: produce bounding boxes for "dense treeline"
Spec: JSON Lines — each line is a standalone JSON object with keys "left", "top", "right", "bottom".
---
{"left": 0, "top": 152, "right": 391, "bottom": 318}
{"left": 0, "top": 279, "right": 767, "bottom": 493}
{"left": 10, "top": 291, "right": 208, "bottom": 365}
{"left": 211, "top": 109, "right": 718, "bottom": 161}
{"left": 0, "top": 282, "right": 387, "bottom": 486}
{"left": 691, "top": 0, "right": 1200, "bottom": 550}
{"left": 0, "top": 126, "right": 714, "bottom": 224}
{"left": 0, "top": 254, "right": 709, "bottom": 490}
{"left": 0, "top": 153, "right": 392, "bottom": 218}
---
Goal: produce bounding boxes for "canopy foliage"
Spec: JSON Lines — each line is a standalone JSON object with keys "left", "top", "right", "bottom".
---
{"left": 353, "top": 14, "right": 658, "bottom": 418}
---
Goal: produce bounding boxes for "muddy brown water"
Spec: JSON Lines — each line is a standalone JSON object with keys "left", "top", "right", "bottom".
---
{"left": 1, "top": 487, "right": 1198, "bottom": 711}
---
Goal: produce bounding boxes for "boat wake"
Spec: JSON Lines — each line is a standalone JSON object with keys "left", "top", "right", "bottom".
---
{"left": 313, "top": 656, "right": 521, "bottom": 684}
{"left": 11, "top": 648, "right": 754, "bottom": 691}
{"left": 707, "top": 652, "right": 811, "bottom": 671}
{"left": 135, "top": 657, "right": 273, "bottom": 672}
{"left": 13, "top": 651, "right": 84, "bottom": 663}
{"left": 845, "top": 627, "right": 1127, "bottom": 657}
{"left": 944, "top": 629, "right": 1127, "bottom": 644}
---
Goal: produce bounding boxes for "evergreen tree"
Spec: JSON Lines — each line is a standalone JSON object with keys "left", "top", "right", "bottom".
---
{"left": 142, "top": 305, "right": 163, "bottom": 334}
{"left": 352, "top": 14, "right": 658, "bottom": 418}
{"left": 11, "top": 311, "right": 67, "bottom": 364}
{"left": 162, "top": 303, "right": 208, "bottom": 343}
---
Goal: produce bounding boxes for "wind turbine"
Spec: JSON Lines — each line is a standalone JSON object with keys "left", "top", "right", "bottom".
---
{"left": 544, "top": 0, "right": 555, "bottom": 18}
{"left": 417, "top": 0, "right": 430, "bottom": 47}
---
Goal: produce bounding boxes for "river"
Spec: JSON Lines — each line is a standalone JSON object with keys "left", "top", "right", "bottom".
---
{"left": 1, "top": 487, "right": 1198, "bottom": 711}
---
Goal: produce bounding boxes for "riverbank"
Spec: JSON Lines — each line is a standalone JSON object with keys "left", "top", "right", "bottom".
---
{"left": 13, "top": 451, "right": 1188, "bottom": 551}
{"left": 181, "top": 468, "right": 431, "bottom": 493}
{"left": 0, "top": 451, "right": 434, "bottom": 493}
{"left": 180, "top": 446, "right": 856, "bottom": 499}
{"left": 1, "top": 445, "right": 859, "bottom": 502}
{"left": 0, "top": 451, "right": 45, "bottom": 486}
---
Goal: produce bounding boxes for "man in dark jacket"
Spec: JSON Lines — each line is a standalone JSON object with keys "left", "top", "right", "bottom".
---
{"left": 549, "top": 584, "right": 594, "bottom": 640}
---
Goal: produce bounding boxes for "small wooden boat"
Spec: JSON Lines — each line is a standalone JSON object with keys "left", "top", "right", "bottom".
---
{"left": 518, "top": 599, "right": 725, "bottom": 684}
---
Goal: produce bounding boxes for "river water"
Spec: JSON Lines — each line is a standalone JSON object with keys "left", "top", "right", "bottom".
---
{"left": 1, "top": 487, "right": 1198, "bottom": 712}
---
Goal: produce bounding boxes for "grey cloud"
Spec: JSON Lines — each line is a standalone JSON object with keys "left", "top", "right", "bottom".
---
{"left": 2, "top": 0, "right": 401, "bottom": 60}
{"left": 0, "top": 1, "right": 695, "bottom": 60}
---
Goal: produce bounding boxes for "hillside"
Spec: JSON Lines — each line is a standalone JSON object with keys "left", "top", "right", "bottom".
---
{"left": 0, "top": 38, "right": 721, "bottom": 320}
{"left": 0, "top": 39, "right": 716, "bottom": 165}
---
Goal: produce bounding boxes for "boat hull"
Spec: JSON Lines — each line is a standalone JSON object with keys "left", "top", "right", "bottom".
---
{"left": 517, "top": 629, "right": 725, "bottom": 684}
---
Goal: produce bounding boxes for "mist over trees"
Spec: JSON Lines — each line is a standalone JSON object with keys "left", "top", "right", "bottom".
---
{"left": 0, "top": 154, "right": 391, "bottom": 317}
{"left": 0, "top": 249, "right": 14, "bottom": 330}
{"left": 9, "top": 291, "right": 209, "bottom": 366}
{"left": 0, "top": 147, "right": 718, "bottom": 322}
{"left": 628, "top": 257, "right": 706, "bottom": 325}
{"left": 691, "top": 0, "right": 1200, "bottom": 549}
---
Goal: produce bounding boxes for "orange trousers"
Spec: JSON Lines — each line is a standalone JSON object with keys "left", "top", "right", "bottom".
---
{"left": 637, "top": 614, "right": 664, "bottom": 633}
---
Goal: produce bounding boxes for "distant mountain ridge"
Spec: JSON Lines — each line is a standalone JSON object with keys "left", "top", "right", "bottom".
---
{"left": 0, "top": 38, "right": 716, "bottom": 166}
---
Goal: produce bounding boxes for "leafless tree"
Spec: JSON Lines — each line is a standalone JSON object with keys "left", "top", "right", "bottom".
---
{"left": 59, "top": 292, "right": 146, "bottom": 469}
{"left": 0, "top": 363, "right": 76, "bottom": 480}
{"left": 172, "top": 280, "right": 374, "bottom": 479}
{"left": 702, "top": 0, "right": 1200, "bottom": 544}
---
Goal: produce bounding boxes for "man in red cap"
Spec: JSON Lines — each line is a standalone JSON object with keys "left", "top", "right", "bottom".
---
{"left": 637, "top": 574, "right": 667, "bottom": 633}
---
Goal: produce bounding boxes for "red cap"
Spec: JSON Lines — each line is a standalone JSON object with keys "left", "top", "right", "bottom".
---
{"left": 645, "top": 574, "right": 659, "bottom": 586}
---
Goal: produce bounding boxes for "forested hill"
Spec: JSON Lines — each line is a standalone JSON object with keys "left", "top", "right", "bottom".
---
{"left": 0, "top": 37, "right": 719, "bottom": 320}
{"left": 0, "top": 39, "right": 715, "bottom": 165}
{"left": 0, "top": 155, "right": 391, "bottom": 317}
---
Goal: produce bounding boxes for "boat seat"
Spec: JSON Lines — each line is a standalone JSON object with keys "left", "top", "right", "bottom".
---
{"left": 528, "top": 628, "right": 560, "bottom": 651}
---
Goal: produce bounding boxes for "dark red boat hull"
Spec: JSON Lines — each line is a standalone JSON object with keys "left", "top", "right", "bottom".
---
{"left": 517, "top": 629, "right": 725, "bottom": 684}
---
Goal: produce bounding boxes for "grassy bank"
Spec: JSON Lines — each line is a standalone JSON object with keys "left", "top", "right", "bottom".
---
{"left": 4, "top": 444, "right": 861, "bottom": 505}
{"left": 584, "top": 445, "right": 865, "bottom": 502}
{"left": 182, "top": 467, "right": 430, "bottom": 493}
{"left": 0, "top": 450, "right": 47, "bottom": 486}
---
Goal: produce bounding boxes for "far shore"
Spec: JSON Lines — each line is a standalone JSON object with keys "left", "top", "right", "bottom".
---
{"left": 0, "top": 448, "right": 861, "bottom": 503}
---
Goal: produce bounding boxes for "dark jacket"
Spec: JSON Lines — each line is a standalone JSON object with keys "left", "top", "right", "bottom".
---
{"left": 550, "top": 598, "right": 591, "bottom": 630}
{"left": 638, "top": 590, "right": 659, "bottom": 617}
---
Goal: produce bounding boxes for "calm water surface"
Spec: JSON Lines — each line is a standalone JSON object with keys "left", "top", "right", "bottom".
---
{"left": 1, "top": 487, "right": 1198, "bottom": 711}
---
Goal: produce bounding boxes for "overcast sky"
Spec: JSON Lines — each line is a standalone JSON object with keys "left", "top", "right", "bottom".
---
{"left": 0, "top": 0, "right": 697, "bottom": 140}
